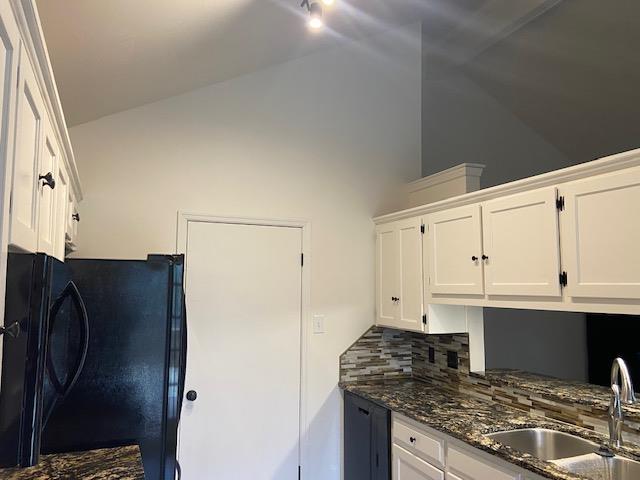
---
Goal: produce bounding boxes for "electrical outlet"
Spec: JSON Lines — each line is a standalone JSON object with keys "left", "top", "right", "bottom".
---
{"left": 312, "top": 315, "right": 325, "bottom": 334}
{"left": 447, "top": 350, "right": 459, "bottom": 369}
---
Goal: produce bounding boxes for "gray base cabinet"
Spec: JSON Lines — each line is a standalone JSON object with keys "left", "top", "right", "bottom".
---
{"left": 344, "top": 392, "right": 390, "bottom": 480}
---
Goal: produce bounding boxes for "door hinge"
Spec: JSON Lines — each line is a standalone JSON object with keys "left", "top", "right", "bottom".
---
{"left": 420, "top": 224, "right": 425, "bottom": 234}
{"left": 559, "top": 271, "right": 568, "bottom": 287}
{"left": 556, "top": 195, "right": 565, "bottom": 211}
{"left": 300, "top": 253, "right": 304, "bottom": 267}
{"left": 422, "top": 314, "right": 427, "bottom": 325}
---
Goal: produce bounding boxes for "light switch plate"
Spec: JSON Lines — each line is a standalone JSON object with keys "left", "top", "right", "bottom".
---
{"left": 312, "top": 315, "right": 325, "bottom": 334}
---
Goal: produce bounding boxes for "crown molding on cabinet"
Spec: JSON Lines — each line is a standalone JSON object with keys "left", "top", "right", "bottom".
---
{"left": 10, "top": 0, "right": 82, "bottom": 201}
{"left": 375, "top": 148, "right": 640, "bottom": 225}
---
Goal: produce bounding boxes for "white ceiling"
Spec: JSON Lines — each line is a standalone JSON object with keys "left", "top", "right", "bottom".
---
{"left": 37, "top": 0, "right": 487, "bottom": 126}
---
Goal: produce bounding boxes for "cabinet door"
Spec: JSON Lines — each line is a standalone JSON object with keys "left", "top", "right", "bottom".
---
{"left": 427, "top": 205, "right": 484, "bottom": 296}
{"left": 36, "top": 118, "right": 58, "bottom": 255}
{"left": 53, "top": 158, "right": 69, "bottom": 260}
{"left": 376, "top": 223, "right": 400, "bottom": 327}
{"left": 482, "top": 187, "right": 561, "bottom": 297}
{"left": 9, "top": 52, "right": 45, "bottom": 252}
{"left": 397, "top": 218, "right": 424, "bottom": 331}
{"left": 561, "top": 167, "right": 640, "bottom": 299}
{"left": 392, "top": 445, "right": 444, "bottom": 480}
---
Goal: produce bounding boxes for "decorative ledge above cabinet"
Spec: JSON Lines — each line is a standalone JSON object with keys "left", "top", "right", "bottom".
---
{"left": 1, "top": 0, "right": 82, "bottom": 261}
{"left": 375, "top": 148, "right": 640, "bottom": 316}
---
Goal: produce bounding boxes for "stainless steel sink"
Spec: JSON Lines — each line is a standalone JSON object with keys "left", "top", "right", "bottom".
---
{"left": 552, "top": 453, "right": 640, "bottom": 480}
{"left": 486, "top": 428, "right": 598, "bottom": 460}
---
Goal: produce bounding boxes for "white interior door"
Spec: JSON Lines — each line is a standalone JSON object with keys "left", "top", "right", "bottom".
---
{"left": 482, "top": 187, "right": 561, "bottom": 297}
{"left": 427, "top": 204, "right": 484, "bottom": 296}
{"left": 179, "top": 221, "right": 303, "bottom": 480}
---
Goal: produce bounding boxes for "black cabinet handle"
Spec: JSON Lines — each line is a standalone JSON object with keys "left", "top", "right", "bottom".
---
{"left": 471, "top": 256, "right": 478, "bottom": 261}
{"left": 409, "top": 436, "right": 416, "bottom": 443}
{"left": 39, "top": 172, "right": 56, "bottom": 189}
{"left": 357, "top": 407, "right": 370, "bottom": 416}
{"left": 72, "top": 213, "right": 80, "bottom": 222}
{"left": 391, "top": 296, "right": 400, "bottom": 302}
{"left": 186, "top": 390, "right": 198, "bottom": 402}
{"left": 482, "top": 255, "right": 489, "bottom": 261}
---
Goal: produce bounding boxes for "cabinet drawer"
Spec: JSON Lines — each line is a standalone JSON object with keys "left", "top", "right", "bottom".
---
{"left": 448, "top": 446, "right": 520, "bottom": 480}
{"left": 393, "top": 416, "right": 445, "bottom": 468}
{"left": 393, "top": 445, "right": 444, "bottom": 480}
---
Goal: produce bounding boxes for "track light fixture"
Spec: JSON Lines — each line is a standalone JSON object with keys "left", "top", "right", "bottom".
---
{"left": 301, "top": 0, "right": 331, "bottom": 30}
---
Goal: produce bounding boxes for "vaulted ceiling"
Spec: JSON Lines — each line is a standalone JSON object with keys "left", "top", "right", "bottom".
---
{"left": 37, "top": 0, "right": 486, "bottom": 126}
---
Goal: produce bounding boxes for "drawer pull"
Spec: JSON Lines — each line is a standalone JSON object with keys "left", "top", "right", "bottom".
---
{"left": 409, "top": 436, "right": 416, "bottom": 443}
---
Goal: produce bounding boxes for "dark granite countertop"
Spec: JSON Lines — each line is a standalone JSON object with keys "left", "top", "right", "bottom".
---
{"left": 341, "top": 380, "right": 640, "bottom": 480}
{"left": 0, "top": 445, "right": 144, "bottom": 479}
{"left": 478, "top": 369, "right": 640, "bottom": 422}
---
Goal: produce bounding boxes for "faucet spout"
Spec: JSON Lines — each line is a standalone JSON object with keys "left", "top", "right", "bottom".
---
{"left": 609, "top": 358, "right": 636, "bottom": 448}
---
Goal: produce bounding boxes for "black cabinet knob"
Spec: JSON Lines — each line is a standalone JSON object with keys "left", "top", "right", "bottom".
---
{"left": 72, "top": 213, "right": 80, "bottom": 222}
{"left": 186, "top": 390, "right": 198, "bottom": 402}
{"left": 482, "top": 255, "right": 489, "bottom": 261}
{"left": 409, "top": 437, "right": 416, "bottom": 443}
{"left": 39, "top": 172, "right": 56, "bottom": 190}
{"left": 471, "top": 256, "right": 478, "bottom": 261}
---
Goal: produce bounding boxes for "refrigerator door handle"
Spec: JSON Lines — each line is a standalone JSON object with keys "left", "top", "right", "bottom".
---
{"left": 46, "top": 281, "right": 90, "bottom": 397}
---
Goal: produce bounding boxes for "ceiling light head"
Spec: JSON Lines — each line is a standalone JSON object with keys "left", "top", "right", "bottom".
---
{"left": 321, "top": 0, "right": 335, "bottom": 6}
{"left": 301, "top": 0, "right": 324, "bottom": 30}
{"left": 308, "top": 2, "right": 323, "bottom": 29}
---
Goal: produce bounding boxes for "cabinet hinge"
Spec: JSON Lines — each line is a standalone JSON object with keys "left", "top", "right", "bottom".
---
{"left": 300, "top": 253, "right": 304, "bottom": 267}
{"left": 556, "top": 195, "right": 565, "bottom": 211}
{"left": 420, "top": 224, "right": 425, "bottom": 234}
{"left": 422, "top": 314, "right": 427, "bottom": 325}
{"left": 559, "top": 271, "right": 568, "bottom": 287}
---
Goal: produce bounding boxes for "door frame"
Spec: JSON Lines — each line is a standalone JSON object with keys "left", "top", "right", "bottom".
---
{"left": 175, "top": 211, "right": 312, "bottom": 478}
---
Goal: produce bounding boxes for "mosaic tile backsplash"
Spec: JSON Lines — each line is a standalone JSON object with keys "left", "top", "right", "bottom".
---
{"left": 339, "top": 326, "right": 640, "bottom": 444}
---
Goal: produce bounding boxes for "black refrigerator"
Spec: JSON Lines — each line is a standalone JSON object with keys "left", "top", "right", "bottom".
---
{"left": 0, "top": 252, "right": 187, "bottom": 480}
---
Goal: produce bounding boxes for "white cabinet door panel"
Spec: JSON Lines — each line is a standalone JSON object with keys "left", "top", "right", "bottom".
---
{"left": 561, "top": 167, "right": 640, "bottom": 299}
{"left": 482, "top": 187, "right": 561, "bottom": 297}
{"left": 36, "top": 118, "right": 57, "bottom": 255}
{"left": 398, "top": 217, "right": 424, "bottom": 331}
{"left": 10, "top": 52, "right": 44, "bottom": 252}
{"left": 377, "top": 223, "right": 399, "bottom": 326}
{"left": 393, "top": 444, "right": 444, "bottom": 480}
{"left": 53, "top": 159, "right": 69, "bottom": 260}
{"left": 428, "top": 205, "right": 484, "bottom": 295}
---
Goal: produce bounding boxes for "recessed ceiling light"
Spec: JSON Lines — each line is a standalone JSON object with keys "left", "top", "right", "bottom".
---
{"left": 322, "top": 0, "right": 335, "bottom": 6}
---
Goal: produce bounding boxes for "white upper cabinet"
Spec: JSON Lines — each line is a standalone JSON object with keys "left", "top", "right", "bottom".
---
{"left": 53, "top": 157, "right": 69, "bottom": 260}
{"left": 560, "top": 166, "right": 640, "bottom": 300}
{"left": 397, "top": 218, "right": 424, "bottom": 330}
{"left": 36, "top": 116, "right": 58, "bottom": 255}
{"left": 377, "top": 222, "right": 400, "bottom": 327}
{"left": 9, "top": 51, "right": 44, "bottom": 253}
{"left": 427, "top": 205, "right": 484, "bottom": 296}
{"left": 376, "top": 217, "right": 424, "bottom": 332}
{"left": 2, "top": 1, "right": 82, "bottom": 259}
{"left": 482, "top": 187, "right": 561, "bottom": 297}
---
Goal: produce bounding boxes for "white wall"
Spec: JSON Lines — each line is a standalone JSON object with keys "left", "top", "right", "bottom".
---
{"left": 69, "top": 23, "right": 422, "bottom": 480}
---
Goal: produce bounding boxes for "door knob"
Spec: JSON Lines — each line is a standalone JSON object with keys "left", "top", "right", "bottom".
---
{"left": 39, "top": 172, "right": 56, "bottom": 189}
{"left": 186, "top": 390, "right": 198, "bottom": 402}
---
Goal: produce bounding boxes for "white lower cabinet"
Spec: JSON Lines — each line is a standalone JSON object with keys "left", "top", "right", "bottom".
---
{"left": 394, "top": 444, "right": 444, "bottom": 480}
{"left": 392, "top": 414, "right": 529, "bottom": 480}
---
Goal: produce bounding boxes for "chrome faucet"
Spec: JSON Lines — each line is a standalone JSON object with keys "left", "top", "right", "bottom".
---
{"left": 609, "top": 357, "right": 636, "bottom": 448}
